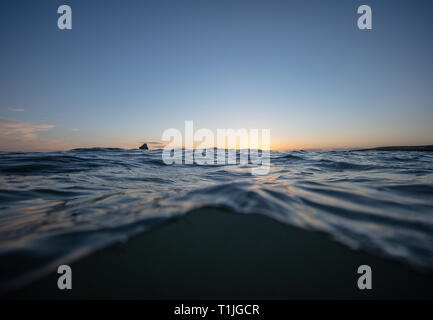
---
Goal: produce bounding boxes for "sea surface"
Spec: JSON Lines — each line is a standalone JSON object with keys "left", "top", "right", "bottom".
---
{"left": 1, "top": 148, "right": 433, "bottom": 290}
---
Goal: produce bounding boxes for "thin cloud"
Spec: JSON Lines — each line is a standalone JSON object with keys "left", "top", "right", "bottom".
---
{"left": 8, "top": 108, "right": 25, "bottom": 112}
{"left": 0, "top": 119, "right": 54, "bottom": 141}
{"left": 147, "top": 141, "right": 167, "bottom": 148}
{"left": 0, "top": 119, "right": 73, "bottom": 151}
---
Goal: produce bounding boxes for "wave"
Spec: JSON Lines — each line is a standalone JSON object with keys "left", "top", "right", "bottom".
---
{"left": 1, "top": 148, "right": 433, "bottom": 291}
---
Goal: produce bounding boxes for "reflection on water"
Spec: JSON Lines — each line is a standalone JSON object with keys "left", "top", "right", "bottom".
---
{"left": 1, "top": 148, "right": 433, "bottom": 289}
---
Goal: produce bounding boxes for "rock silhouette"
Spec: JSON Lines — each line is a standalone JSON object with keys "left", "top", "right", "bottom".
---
{"left": 139, "top": 143, "right": 149, "bottom": 150}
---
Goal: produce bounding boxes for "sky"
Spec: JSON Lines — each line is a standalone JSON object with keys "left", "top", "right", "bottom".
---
{"left": 0, "top": 0, "right": 432, "bottom": 151}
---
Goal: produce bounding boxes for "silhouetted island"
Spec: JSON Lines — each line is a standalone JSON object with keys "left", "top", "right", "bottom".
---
{"left": 352, "top": 145, "right": 433, "bottom": 152}
{"left": 139, "top": 143, "right": 149, "bottom": 150}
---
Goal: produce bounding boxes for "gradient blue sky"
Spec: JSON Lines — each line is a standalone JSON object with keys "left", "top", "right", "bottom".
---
{"left": 1, "top": 0, "right": 432, "bottom": 151}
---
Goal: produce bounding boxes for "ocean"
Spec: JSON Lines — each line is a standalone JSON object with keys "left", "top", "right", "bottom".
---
{"left": 1, "top": 148, "right": 433, "bottom": 291}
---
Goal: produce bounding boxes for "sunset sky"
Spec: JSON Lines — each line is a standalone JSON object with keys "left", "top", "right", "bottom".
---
{"left": 1, "top": 0, "right": 433, "bottom": 151}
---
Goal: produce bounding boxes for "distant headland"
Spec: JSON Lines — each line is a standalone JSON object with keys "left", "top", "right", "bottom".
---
{"left": 352, "top": 145, "right": 433, "bottom": 152}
